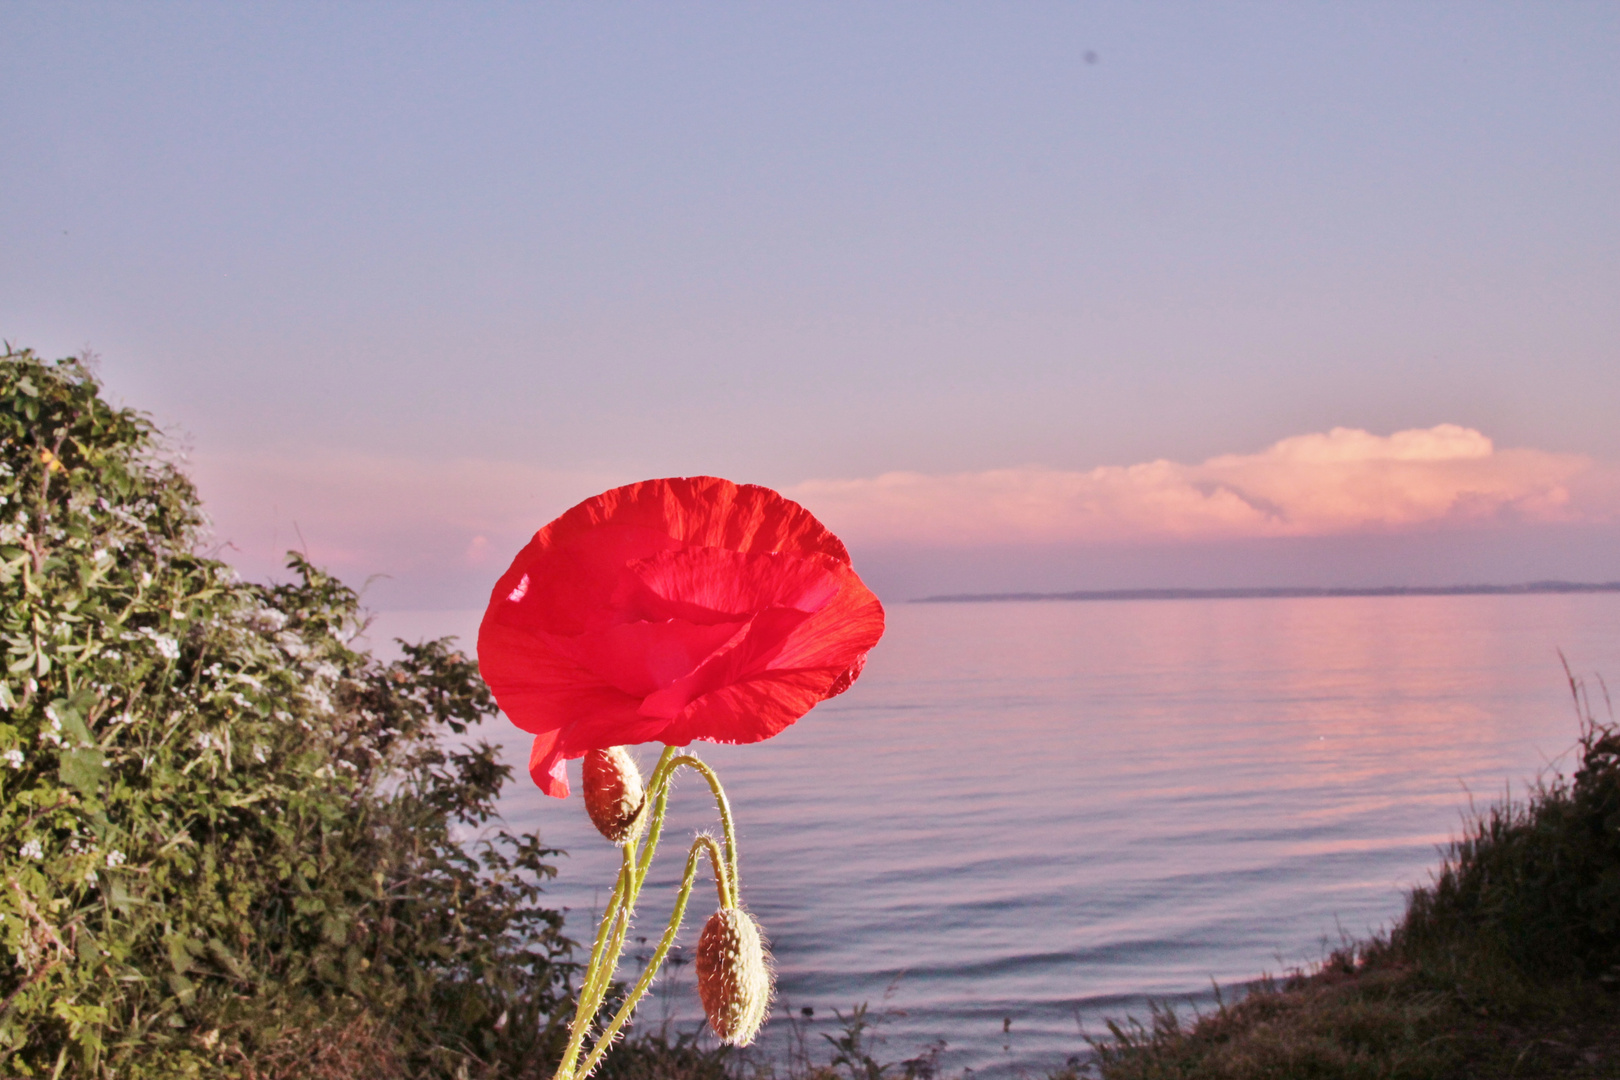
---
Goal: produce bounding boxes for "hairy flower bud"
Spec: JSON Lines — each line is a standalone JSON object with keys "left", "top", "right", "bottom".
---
{"left": 695, "top": 907, "right": 772, "bottom": 1046}
{"left": 582, "top": 746, "right": 643, "bottom": 843}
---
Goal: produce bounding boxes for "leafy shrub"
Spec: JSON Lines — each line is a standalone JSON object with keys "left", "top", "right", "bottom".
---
{"left": 0, "top": 347, "right": 573, "bottom": 1078}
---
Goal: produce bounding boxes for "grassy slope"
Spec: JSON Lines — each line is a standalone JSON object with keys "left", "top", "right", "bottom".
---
{"left": 1091, "top": 685, "right": 1620, "bottom": 1080}
{"left": 1090, "top": 946, "right": 1620, "bottom": 1079}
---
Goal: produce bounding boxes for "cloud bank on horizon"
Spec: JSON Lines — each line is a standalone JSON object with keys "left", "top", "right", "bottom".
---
{"left": 193, "top": 422, "right": 1620, "bottom": 607}
{"left": 790, "top": 425, "right": 1618, "bottom": 547}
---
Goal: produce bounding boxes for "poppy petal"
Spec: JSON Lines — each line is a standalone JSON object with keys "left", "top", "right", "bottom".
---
{"left": 661, "top": 669, "right": 835, "bottom": 746}
{"left": 620, "top": 547, "right": 841, "bottom": 625}
{"left": 544, "top": 618, "right": 750, "bottom": 697}
{"left": 529, "top": 731, "right": 570, "bottom": 798}
{"left": 638, "top": 605, "right": 814, "bottom": 720}
{"left": 477, "top": 477, "right": 885, "bottom": 799}
{"left": 765, "top": 564, "right": 886, "bottom": 676}
{"left": 477, "top": 619, "right": 646, "bottom": 735}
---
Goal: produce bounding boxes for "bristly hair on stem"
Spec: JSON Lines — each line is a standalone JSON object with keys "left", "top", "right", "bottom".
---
{"left": 556, "top": 748, "right": 761, "bottom": 1080}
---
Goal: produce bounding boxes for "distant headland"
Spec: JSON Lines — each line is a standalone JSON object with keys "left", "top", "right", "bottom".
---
{"left": 914, "top": 581, "right": 1620, "bottom": 603}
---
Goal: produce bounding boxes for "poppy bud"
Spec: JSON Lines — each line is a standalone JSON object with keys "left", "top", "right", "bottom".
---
{"left": 582, "top": 746, "right": 643, "bottom": 843}
{"left": 695, "top": 907, "right": 772, "bottom": 1046}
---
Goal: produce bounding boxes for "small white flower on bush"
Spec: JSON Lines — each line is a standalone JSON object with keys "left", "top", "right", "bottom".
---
{"left": 38, "top": 707, "right": 65, "bottom": 747}
{"left": 151, "top": 634, "right": 179, "bottom": 660}
{"left": 105, "top": 849, "right": 126, "bottom": 869}
{"left": 20, "top": 839, "right": 44, "bottom": 860}
{"left": 3, "top": 748, "right": 23, "bottom": 769}
{"left": 247, "top": 607, "right": 287, "bottom": 633}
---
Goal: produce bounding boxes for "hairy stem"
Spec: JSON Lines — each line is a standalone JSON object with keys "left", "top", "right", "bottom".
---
{"left": 555, "top": 847, "right": 635, "bottom": 1080}
{"left": 576, "top": 835, "right": 725, "bottom": 1078}
{"left": 643, "top": 752, "right": 738, "bottom": 907}
{"left": 553, "top": 748, "right": 743, "bottom": 1080}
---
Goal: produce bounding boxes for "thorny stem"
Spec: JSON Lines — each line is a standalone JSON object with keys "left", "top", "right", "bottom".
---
{"left": 552, "top": 750, "right": 742, "bottom": 1080}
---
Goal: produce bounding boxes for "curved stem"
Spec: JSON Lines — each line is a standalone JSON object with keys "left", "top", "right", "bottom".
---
{"left": 642, "top": 753, "right": 739, "bottom": 907}
{"left": 576, "top": 836, "right": 722, "bottom": 1079}
{"left": 553, "top": 747, "right": 744, "bottom": 1080}
{"left": 695, "top": 834, "right": 728, "bottom": 909}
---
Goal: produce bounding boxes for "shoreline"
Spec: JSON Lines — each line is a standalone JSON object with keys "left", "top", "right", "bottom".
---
{"left": 914, "top": 580, "right": 1620, "bottom": 603}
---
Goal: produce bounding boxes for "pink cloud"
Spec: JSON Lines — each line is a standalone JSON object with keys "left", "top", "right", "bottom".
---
{"left": 186, "top": 425, "right": 1620, "bottom": 608}
{"left": 787, "top": 425, "right": 1620, "bottom": 546}
{"left": 188, "top": 452, "right": 627, "bottom": 586}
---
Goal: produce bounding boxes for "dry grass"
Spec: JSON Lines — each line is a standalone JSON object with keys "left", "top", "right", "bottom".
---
{"left": 1089, "top": 947, "right": 1620, "bottom": 1080}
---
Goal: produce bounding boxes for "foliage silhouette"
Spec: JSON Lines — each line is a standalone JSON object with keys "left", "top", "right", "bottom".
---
{"left": 0, "top": 347, "right": 573, "bottom": 1078}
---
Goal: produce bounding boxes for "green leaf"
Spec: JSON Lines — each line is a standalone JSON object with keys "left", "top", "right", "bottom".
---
{"left": 206, "top": 938, "right": 250, "bottom": 982}
{"left": 165, "top": 973, "right": 196, "bottom": 1008}
{"left": 57, "top": 747, "right": 105, "bottom": 796}
{"left": 107, "top": 877, "right": 136, "bottom": 914}
{"left": 163, "top": 933, "right": 193, "bottom": 975}
{"left": 50, "top": 695, "right": 93, "bottom": 745}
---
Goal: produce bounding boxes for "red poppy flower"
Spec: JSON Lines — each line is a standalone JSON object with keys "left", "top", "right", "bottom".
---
{"left": 477, "top": 477, "right": 886, "bottom": 798}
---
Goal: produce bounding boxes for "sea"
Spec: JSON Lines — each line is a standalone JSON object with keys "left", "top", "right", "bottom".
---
{"left": 367, "top": 592, "right": 1619, "bottom": 1077}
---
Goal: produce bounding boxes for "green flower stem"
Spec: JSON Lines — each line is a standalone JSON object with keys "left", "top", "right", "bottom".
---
{"left": 556, "top": 847, "right": 635, "bottom": 1080}
{"left": 553, "top": 748, "right": 741, "bottom": 1080}
{"left": 582, "top": 851, "right": 633, "bottom": 1004}
{"left": 644, "top": 752, "right": 739, "bottom": 908}
{"left": 632, "top": 746, "right": 680, "bottom": 888}
{"left": 574, "top": 835, "right": 725, "bottom": 1079}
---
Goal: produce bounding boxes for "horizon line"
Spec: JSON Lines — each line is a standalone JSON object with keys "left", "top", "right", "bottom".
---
{"left": 912, "top": 580, "right": 1620, "bottom": 604}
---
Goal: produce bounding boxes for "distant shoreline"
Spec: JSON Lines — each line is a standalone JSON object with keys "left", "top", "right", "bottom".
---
{"left": 913, "top": 581, "right": 1620, "bottom": 604}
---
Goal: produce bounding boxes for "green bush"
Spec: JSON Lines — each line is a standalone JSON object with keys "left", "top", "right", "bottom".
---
{"left": 0, "top": 347, "right": 574, "bottom": 1078}
{"left": 1393, "top": 678, "right": 1620, "bottom": 983}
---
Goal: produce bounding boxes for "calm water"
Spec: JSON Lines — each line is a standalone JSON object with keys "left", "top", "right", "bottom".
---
{"left": 369, "top": 594, "right": 1619, "bottom": 1076}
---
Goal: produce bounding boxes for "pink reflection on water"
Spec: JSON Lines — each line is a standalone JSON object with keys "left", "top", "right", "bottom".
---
{"left": 374, "top": 594, "right": 1618, "bottom": 1076}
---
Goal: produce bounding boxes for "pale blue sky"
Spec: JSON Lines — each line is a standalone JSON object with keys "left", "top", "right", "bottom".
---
{"left": 4, "top": 3, "right": 1618, "bottom": 603}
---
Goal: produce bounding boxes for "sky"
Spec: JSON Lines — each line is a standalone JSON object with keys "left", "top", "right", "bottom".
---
{"left": 4, "top": 2, "right": 1618, "bottom": 608}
